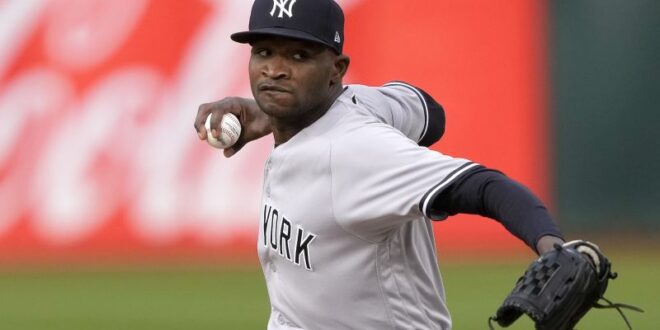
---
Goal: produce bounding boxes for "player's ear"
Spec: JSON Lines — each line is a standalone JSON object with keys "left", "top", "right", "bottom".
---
{"left": 331, "top": 54, "right": 350, "bottom": 86}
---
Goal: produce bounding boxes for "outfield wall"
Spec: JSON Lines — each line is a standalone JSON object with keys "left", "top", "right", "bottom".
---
{"left": 550, "top": 0, "right": 660, "bottom": 234}
{"left": 0, "top": 0, "right": 549, "bottom": 262}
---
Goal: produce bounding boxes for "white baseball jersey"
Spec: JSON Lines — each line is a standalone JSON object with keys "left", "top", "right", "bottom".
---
{"left": 258, "top": 83, "right": 478, "bottom": 330}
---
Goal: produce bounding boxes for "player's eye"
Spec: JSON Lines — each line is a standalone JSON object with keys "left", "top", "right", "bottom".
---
{"left": 292, "top": 51, "right": 309, "bottom": 61}
{"left": 252, "top": 48, "right": 271, "bottom": 57}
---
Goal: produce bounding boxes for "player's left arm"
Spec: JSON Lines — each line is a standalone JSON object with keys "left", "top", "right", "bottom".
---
{"left": 456, "top": 167, "right": 646, "bottom": 329}
{"left": 426, "top": 166, "right": 564, "bottom": 254}
{"left": 446, "top": 166, "right": 649, "bottom": 329}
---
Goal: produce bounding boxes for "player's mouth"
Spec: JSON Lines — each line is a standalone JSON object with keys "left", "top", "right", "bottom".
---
{"left": 257, "top": 84, "right": 293, "bottom": 107}
{"left": 258, "top": 83, "right": 290, "bottom": 94}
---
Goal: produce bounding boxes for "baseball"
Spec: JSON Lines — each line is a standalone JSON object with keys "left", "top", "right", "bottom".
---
{"left": 205, "top": 113, "right": 241, "bottom": 149}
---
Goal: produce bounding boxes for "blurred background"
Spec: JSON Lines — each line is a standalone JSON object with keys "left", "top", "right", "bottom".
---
{"left": 0, "top": 0, "right": 658, "bottom": 329}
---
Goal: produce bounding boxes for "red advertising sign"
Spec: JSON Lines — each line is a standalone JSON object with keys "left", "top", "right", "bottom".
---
{"left": 0, "top": 0, "right": 547, "bottom": 262}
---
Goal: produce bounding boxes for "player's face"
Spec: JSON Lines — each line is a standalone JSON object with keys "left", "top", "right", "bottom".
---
{"left": 249, "top": 37, "right": 340, "bottom": 120}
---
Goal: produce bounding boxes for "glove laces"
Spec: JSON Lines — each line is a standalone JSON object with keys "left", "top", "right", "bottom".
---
{"left": 593, "top": 296, "right": 644, "bottom": 330}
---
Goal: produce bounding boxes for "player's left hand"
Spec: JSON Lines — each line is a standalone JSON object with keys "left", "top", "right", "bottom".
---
{"left": 535, "top": 235, "right": 565, "bottom": 255}
{"left": 489, "top": 240, "right": 643, "bottom": 330}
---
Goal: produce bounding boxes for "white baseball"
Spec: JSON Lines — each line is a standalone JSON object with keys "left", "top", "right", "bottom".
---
{"left": 205, "top": 113, "right": 241, "bottom": 149}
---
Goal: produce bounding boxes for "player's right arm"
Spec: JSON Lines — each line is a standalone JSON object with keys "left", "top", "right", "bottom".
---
{"left": 196, "top": 82, "right": 444, "bottom": 157}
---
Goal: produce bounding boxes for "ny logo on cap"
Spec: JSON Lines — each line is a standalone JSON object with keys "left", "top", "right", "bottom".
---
{"left": 270, "top": 0, "right": 297, "bottom": 18}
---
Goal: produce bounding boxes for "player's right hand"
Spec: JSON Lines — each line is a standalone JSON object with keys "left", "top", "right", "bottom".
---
{"left": 195, "top": 97, "right": 272, "bottom": 157}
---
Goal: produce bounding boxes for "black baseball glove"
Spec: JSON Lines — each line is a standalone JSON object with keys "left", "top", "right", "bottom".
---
{"left": 488, "top": 240, "right": 643, "bottom": 330}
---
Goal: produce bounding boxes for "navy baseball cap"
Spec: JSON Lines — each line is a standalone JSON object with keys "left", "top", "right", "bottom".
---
{"left": 231, "top": 0, "right": 345, "bottom": 54}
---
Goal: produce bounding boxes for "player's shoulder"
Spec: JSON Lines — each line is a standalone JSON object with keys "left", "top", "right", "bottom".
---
{"left": 343, "top": 82, "right": 429, "bottom": 123}
{"left": 346, "top": 81, "right": 421, "bottom": 97}
{"left": 329, "top": 96, "right": 396, "bottom": 136}
{"left": 335, "top": 84, "right": 401, "bottom": 121}
{"left": 347, "top": 81, "right": 425, "bottom": 102}
{"left": 323, "top": 87, "right": 424, "bottom": 150}
{"left": 328, "top": 102, "right": 419, "bottom": 158}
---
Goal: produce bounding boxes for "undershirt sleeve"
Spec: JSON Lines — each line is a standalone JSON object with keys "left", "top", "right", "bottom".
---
{"left": 430, "top": 167, "right": 564, "bottom": 252}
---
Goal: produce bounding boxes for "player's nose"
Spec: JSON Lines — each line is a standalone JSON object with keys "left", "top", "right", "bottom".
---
{"left": 262, "top": 56, "right": 290, "bottom": 80}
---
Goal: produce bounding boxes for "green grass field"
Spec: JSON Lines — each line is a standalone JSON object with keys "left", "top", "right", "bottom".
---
{"left": 0, "top": 253, "right": 656, "bottom": 330}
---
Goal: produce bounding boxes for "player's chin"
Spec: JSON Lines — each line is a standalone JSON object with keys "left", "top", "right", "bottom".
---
{"left": 256, "top": 94, "right": 296, "bottom": 115}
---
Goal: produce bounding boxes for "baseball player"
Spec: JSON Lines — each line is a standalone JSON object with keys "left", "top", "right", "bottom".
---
{"left": 194, "top": 0, "right": 565, "bottom": 329}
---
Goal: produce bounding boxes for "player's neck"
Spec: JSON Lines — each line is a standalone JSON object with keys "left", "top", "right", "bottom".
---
{"left": 271, "top": 85, "right": 345, "bottom": 146}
